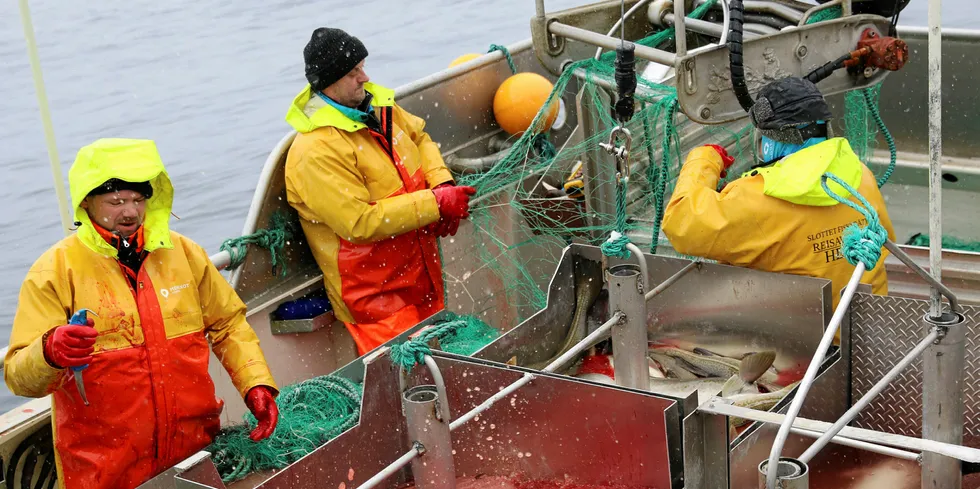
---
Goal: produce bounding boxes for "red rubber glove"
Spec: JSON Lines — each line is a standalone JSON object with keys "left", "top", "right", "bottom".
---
{"left": 43, "top": 320, "right": 97, "bottom": 368}
{"left": 245, "top": 386, "right": 279, "bottom": 441}
{"left": 432, "top": 185, "right": 476, "bottom": 219}
{"left": 704, "top": 144, "right": 735, "bottom": 177}
{"left": 427, "top": 183, "right": 461, "bottom": 238}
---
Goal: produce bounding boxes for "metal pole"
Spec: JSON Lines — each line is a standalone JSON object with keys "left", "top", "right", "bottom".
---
{"left": 543, "top": 312, "right": 622, "bottom": 373}
{"left": 535, "top": 0, "right": 546, "bottom": 19}
{"left": 403, "top": 386, "right": 456, "bottom": 489}
{"left": 927, "top": 0, "right": 943, "bottom": 318}
{"left": 646, "top": 260, "right": 699, "bottom": 301}
{"left": 606, "top": 264, "right": 649, "bottom": 390}
{"left": 18, "top": 0, "right": 71, "bottom": 237}
{"left": 625, "top": 242, "right": 649, "bottom": 290}
{"left": 922, "top": 312, "right": 966, "bottom": 489}
{"left": 673, "top": 0, "right": 688, "bottom": 57}
{"left": 450, "top": 373, "right": 534, "bottom": 431}
{"left": 765, "top": 262, "right": 866, "bottom": 489}
{"left": 798, "top": 328, "right": 941, "bottom": 464}
{"left": 548, "top": 22, "right": 678, "bottom": 66}
{"left": 358, "top": 312, "right": 624, "bottom": 489}
{"left": 355, "top": 447, "right": 422, "bottom": 489}
{"left": 883, "top": 241, "right": 959, "bottom": 313}
{"left": 209, "top": 250, "right": 232, "bottom": 271}
{"left": 594, "top": 0, "right": 654, "bottom": 60}
{"left": 701, "top": 400, "right": 980, "bottom": 463}
{"left": 447, "top": 312, "right": 624, "bottom": 431}
{"left": 790, "top": 427, "right": 920, "bottom": 462}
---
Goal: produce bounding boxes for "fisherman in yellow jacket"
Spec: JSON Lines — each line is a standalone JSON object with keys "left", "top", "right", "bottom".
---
{"left": 662, "top": 77, "right": 896, "bottom": 307}
{"left": 5, "top": 139, "right": 279, "bottom": 489}
{"left": 285, "top": 28, "right": 475, "bottom": 355}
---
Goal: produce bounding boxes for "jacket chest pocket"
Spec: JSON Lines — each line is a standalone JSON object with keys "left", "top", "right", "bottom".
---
{"left": 159, "top": 292, "right": 204, "bottom": 339}
{"left": 359, "top": 146, "right": 410, "bottom": 199}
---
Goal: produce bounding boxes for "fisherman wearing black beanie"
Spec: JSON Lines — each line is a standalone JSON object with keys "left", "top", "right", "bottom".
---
{"left": 304, "top": 28, "right": 370, "bottom": 108}
{"left": 284, "top": 27, "right": 477, "bottom": 356}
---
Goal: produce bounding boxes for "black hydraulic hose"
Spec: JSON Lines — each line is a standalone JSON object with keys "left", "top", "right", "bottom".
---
{"left": 614, "top": 42, "right": 637, "bottom": 124}
{"left": 727, "top": 0, "right": 755, "bottom": 112}
{"left": 804, "top": 52, "right": 853, "bottom": 84}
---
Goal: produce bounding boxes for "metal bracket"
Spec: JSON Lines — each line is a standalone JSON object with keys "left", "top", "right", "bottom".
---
{"left": 674, "top": 15, "right": 896, "bottom": 125}
{"left": 598, "top": 126, "right": 632, "bottom": 182}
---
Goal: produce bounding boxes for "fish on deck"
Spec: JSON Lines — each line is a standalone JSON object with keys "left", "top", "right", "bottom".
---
{"left": 573, "top": 345, "right": 800, "bottom": 431}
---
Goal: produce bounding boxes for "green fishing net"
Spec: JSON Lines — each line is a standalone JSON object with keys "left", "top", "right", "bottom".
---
{"left": 208, "top": 313, "right": 499, "bottom": 483}
{"left": 208, "top": 3, "right": 892, "bottom": 481}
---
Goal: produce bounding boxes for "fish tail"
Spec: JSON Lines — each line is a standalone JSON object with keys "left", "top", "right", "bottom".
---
{"left": 720, "top": 374, "right": 746, "bottom": 397}
{"left": 739, "top": 351, "right": 777, "bottom": 384}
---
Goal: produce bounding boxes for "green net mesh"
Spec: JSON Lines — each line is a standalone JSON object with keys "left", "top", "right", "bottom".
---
{"left": 208, "top": 313, "right": 498, "bottom": 482}
{"left": 906, "top": 234, "right": 980, "bottom": 253}
{"left": 446, "top": 0, "right": 897, "bottom": 317}
{"left": 208, "top": 3, "right": 901, "bottom": 481}
{"left": 208, "top": 375, "right": 362, "bottom": 483}
{"left": 390, "top": 312, "right": 501, "bottom": 370}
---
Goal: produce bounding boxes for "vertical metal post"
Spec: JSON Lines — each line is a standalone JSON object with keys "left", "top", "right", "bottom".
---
{"left": 922, "top": 1, "right": 962, "bottom": 486}
{"left": 922, "top": 313, "right": 966, "bottom": 489}
{"left": 606, "top": 263, "right": 648, "bottom": 390}
{"left": 673, "top": 0, "right": 688, "bottom": 57}
{"left": 758, "top": 458, "right": 809, "bottom": 489}
{"left": 536, "top": 0, "right": 546, "bottom": 19}
{"left": 927, "top": 0, "right": 943, "bottom": 318}
{"left": 683, "top": 410, "right": 730, "bottom": 489}
{"left": 403, "top": 386, "right": 456, "bottom": 489}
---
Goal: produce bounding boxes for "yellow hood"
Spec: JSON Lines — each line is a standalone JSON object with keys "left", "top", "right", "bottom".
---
{"left": 68, "top": 138, "right": 174, "bottom": 257}
{"left": 744, "top": 138, "right": 864, "bottom": 207}
{"left": 285, "top": 82, "right": 394, "bottom": 134}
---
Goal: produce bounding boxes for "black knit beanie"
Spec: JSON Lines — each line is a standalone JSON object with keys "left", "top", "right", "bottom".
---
{"left": 87, "top": 178, "right": 154, "bottom": 199}
{"left": 304, "top": 28, "right": 369, "bottom": 92}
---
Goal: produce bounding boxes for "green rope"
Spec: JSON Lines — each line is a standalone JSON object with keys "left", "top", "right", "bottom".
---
{"left": 389, "top": 312, "right": 500, "bottom": 370}
{"left": 208, "top": 374, "right": 362, "bottom": 483}
{"left": 805, "top": 5, "right": 843, "bottom": 24}
{"left": 600, "top": 175, "right": 633, "bottom": 259}
{"left": 820, "top": 173, "right": 888, "bottom": 269}
{"left": 219, "top": 211, "right": 295, "bottom": 277}
{"left": 488, "top": 44, "right": 518, "bottom": 74}
{"left": 906, "top": 233, "right": 980, "bottom": 253}
{"left": 651, "top": 99, "right": 679, "bottom": 252}
{"left": 863, "top": 88, "right": 898, "bottom": 187}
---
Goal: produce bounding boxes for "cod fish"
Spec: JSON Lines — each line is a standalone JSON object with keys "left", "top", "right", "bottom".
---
{"left": 651, "top": 343, "right": 799, "bottom": 389}
{"left": 573, "top": 349, "right": 666, "bottom": 386}
{"left": 576, "top": 350, "right": 777, "bottom": 406}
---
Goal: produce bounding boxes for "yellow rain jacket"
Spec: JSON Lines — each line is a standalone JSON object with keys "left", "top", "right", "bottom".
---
{"left": 284, "top": 83, "right": 453, "bottom": 354}
{"left": 662, "top": 138, "right": 895, "bottom": 307}
{"left": 4, "top": 139, "right": 277, "bottom": 489}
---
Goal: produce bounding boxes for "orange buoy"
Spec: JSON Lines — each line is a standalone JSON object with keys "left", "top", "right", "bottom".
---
{"left": 492, "top": 72, "right": 559, "bottom": 136}
{"left": 449, "top": 53, "right": 481, "bottom": 68}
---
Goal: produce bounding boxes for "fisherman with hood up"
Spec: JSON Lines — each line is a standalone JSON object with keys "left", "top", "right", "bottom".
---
{"left": 5, "top": 139, "right": 279, "bottom": 489}
{"left": 662, "top": 77, "right": 896, "bottom": 306}
{"left": 284, "top": 28, "right": 476, "bottom": 355}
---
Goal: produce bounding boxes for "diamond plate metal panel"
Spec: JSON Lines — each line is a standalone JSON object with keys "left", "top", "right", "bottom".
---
{"left": 849, "top": 293, "right": 980, "bottom": 437}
